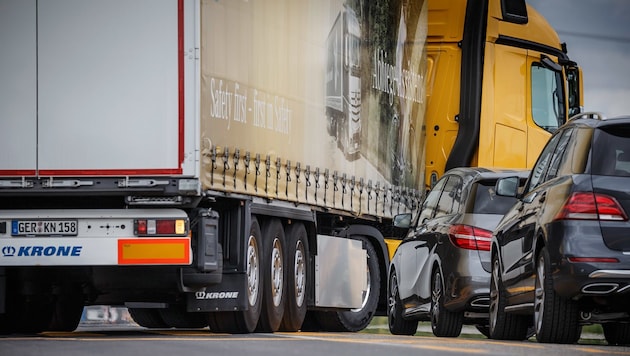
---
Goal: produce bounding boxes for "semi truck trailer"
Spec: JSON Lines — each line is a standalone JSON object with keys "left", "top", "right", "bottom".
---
{"left": 0, "top": 0, "right": 581, "bottom": 334}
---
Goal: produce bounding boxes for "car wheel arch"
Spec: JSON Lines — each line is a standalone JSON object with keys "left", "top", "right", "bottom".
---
{"left": 431, "top": 262, "right": 454, "bottom": 308}
{"left": 532, "top": 233, "right": 546, "bottom": 266}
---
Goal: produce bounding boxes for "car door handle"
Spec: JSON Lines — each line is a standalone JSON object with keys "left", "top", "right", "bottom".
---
{"left": 538, "top": 193, "right": 546, "bottom": 203}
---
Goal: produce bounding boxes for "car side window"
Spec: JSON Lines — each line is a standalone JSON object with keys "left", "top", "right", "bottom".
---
{"left": 528, "top": 132, "right": 562, "bottom": 191}
{"left": 434, "top": 176, "right": 462, "bottom": 218}
{"left": 545, "top": 128, "right": 573, "bottom": 181}
{"left": 418, "top": 176, "right": 448, "bottom": 224}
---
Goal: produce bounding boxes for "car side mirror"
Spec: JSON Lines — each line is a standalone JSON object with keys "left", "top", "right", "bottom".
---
{"left": 393, "top": 213, "right": 412, "bottom": 229}
{"left": 495, "top": 176, "right": 519, "bottom": 197}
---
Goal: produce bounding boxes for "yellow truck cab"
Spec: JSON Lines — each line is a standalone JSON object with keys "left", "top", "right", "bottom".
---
{"left": 424, "top": 0, "right": 582, "bottom": 190}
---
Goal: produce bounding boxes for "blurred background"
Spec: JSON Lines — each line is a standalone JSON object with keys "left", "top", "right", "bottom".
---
{"left": 528, "top": 0, "right": 630, "bottom": 117}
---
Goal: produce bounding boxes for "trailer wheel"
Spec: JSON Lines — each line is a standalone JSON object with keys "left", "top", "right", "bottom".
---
{"left": 128, "top": 308, "right": 169, "bottom": 328}
{"left": 208, "top": 217, "right": 263, "bottom": 333}
{"left": 279, "top": 223, "right": 308, "bottom": 331}
{"left": 256, "top": 218, "right": 286, "bottom": 332}
{"left": 48, "top": 292, "right": 84, "bottom": 332}
{"left": 315, "top": 236, "right": 380, "bottom": 332}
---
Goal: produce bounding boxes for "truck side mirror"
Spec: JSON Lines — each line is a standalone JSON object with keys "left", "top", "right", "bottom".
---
{"left": 495, "top": 176, "right": 519, "bottom": 197}
{"left": 393, "top": 213, "right": 412, "bottom": 229}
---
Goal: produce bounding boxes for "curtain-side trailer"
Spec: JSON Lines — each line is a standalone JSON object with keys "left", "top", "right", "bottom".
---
{"left": 0, "top": 0, "right": 582, "bottom": 335}
{"left": 0, "top": 0, "right": 426, "bottom": 334}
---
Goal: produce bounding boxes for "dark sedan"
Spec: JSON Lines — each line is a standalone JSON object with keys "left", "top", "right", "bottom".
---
{"left": 388, "top": 167, "right": 528, "bottom": 337}
{"left": 489, "top": 113, "right": 630, "bottom": 345}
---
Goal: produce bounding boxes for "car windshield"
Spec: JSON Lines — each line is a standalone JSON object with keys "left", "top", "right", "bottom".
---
{"left": 472, "top": 181, "right": 519, "bottom": 215}
{"left": 591, "top": 125, "right": 630, "bottom": 177}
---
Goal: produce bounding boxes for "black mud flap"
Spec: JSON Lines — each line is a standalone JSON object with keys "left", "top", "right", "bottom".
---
{"left": 186, "top": 273, "right": 249, "bottom": 312}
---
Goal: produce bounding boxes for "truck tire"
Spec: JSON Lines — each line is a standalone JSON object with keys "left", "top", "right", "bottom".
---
{"left": 208, "top": 217, "right": 263, "bottom": 333}
{"left": 279, "top": 223, "right": 309, "bottom": 331}
{"left": 48, "top": 292, "right": 84, "bottom": 332}
{"left": 315, "top": 235, "right": 380, "bottom": 332}
{"left": 255, "top": 218, "right": 286, "bottom": 332}
{"left": 299, "top": 311, "right": 323, "bottom": 331}
{"left": 159, "top": 306, "right": 208, "bottom": 329}
{"left": 128, "top": 308, "right": 169, "bottom": 328}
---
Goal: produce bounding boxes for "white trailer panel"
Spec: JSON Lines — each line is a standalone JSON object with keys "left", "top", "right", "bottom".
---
{"left": 0, "top": 0, "right": 37, "bottom": 173}
{"left": 37, "top": 0, "right": 181, "bottom": 173}
{"left": 0, "top": 0, "right": 192, "bottom": 176}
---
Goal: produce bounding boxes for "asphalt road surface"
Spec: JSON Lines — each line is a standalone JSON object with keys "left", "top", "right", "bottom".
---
{"left": 0, "top": 323, "right": 628, "bottom": 356}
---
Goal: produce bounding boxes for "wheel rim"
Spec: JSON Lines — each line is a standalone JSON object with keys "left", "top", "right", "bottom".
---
{"left": 271, "top": 237, "right": 284, "bottom": 307}
{"left": 388, "top": 273, "right": 398, "bottom": 326}
{"left": 534, "top": 254, "right": 545, "bottom": 334}
{"left": 294, "top": 240, "right": 306, "bottom": 307}
{"left": 431, "top": 272, "right": 442, "bottom": 324}
{"left": 489, "top": 259, "right": 500, "bottom": 332}
{"left": 247, "top": 235, "right": 260, "bottom": 306}
{"left": 351, "top": 255, "right": 371, "bottom": 312}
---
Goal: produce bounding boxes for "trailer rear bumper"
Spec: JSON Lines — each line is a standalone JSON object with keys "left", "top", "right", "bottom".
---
{"left": 0, "top": 236, "right": 191, "bottom": 266}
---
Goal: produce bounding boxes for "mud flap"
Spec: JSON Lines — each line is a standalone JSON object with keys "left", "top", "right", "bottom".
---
{"left": 186, "top": 273, "right": 249, "bottom": 312}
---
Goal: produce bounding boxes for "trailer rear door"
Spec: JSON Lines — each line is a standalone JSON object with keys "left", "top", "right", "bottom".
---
{"left": 0, "top": 0, "right": 187, "bottom": 176}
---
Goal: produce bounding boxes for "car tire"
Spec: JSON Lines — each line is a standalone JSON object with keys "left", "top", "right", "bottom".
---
{"left": 475, "top": 325, "right": 490, "bottom": 338}
{"left": 603, "top": 322, "right": 630, "bottom": 346}
{"left": 488, "top": 256, "right": 529, "bottom": 340}
{"left": 534, "top": 248, "right": 581, "bottom": 344}
{"left": 430, "top": 269, "right": 463, "bottom": 337}
{"left": 388, "top": 269, "right": 418, "bottom": 335}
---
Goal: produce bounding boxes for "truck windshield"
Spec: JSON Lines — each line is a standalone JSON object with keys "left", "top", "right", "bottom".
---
{"left": 346, "top": 34, "right": 360, "bottom": 69}
{"left": 531, "top": 63, "right": 566, "bottom": 132}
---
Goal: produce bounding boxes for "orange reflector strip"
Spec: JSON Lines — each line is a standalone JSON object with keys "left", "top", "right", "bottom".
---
{"left": 117, "top": 238, "right": 190, "bottom": 265}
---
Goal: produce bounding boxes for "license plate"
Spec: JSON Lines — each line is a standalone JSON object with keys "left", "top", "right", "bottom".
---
{"left": 11, "top": 220, "right": 78, "bottom": 236}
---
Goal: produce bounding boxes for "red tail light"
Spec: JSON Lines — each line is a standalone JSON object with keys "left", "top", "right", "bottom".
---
{"left": 134, "top": 219, "right": 188, "bottom": 236}
{"left": 448, "top": 225, "right": 492, "bottom": 251}
{"left": 555, "top": 192, "right": 628, "bottom": 221}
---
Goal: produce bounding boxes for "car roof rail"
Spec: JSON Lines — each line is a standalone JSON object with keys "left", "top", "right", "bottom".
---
{"left": 568, "top": 111, "right": 606, "bottom": 121}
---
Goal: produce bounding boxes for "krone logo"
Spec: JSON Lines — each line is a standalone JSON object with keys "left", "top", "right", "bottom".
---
{"left": 2, "top": 246, "right": 15, "bottom": 257}
{"left": 195, "top": 291, "right": 239, "bottom": 300}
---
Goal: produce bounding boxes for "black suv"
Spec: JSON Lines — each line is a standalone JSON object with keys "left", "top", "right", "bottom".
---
{"left": 488, "top": 113, "right": 630, "bottom": 345}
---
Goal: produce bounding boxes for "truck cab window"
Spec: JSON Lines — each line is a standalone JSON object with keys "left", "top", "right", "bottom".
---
{"left": 346, "top": 33, "right": 360, "bottom": 69}
{"left": 531, "top": 63, "right": 566, "bottom": 132}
